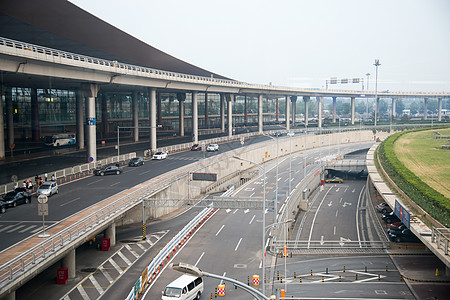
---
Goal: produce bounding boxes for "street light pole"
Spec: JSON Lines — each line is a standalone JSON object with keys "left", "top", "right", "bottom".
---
{"left": 365, "top": 73, "right": 370, "bottom": 118}
{"left": 374, "top": 59, "right": 381, "bottom": 127}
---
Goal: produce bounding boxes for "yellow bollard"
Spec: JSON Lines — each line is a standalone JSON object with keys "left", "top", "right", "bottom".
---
{"left": 339, "top": 275, "right": 341, "bottom": 282}
{"left": 299, "top": 276, "right": 302, "bottom": 283}
{"left": 322, "top": 276, "right": 324, "bottom": 282}
{"left": 310, "top": 269, "right": 313, "bottom": 276}
{"left": 343, "top": 266, "right": 346, "bottom": 272}
{"left": 280, "top": 276, "right": 283, "bottom": 283}
{"left": 436, "top": 268, "right": 439, "bottom": 276}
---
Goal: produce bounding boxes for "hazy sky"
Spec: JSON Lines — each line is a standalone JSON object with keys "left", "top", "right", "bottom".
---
{"left": 69, "top": 0, "right": 450, "bottom": 92}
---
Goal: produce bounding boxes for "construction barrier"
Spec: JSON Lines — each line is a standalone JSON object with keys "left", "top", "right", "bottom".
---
{"left": 218, "top": 284, "right": 225, "bottom": 296}
{"left": 252, "top": 275, "right": 260, "bottom": 286}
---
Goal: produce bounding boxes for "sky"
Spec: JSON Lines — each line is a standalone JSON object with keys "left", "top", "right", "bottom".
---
{"left": 68, "top": 0, "right": 450, "bottom": 92}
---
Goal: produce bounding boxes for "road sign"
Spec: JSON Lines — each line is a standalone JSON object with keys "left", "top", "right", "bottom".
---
{"left": 88, "top": 156, "right": 94, "bottom": 162}
{"left": 38, "top": 195, "right": 48, "bottom": 204}
{"left": 38, "top": 203, "right": 48, "bottom": 216}
{"left": 9, "top": 144, "right": 15, "bottom": 150}
{"left": 11, "top": 175, "right": 18, "bottom": 183}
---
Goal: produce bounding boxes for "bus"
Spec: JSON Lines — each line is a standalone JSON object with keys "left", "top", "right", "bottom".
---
{"left": 44, "top": 133, "right": 76, "bottom": 147}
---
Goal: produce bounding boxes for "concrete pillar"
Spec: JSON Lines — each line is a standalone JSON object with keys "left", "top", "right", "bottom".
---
{"left": 317, "top": 97, "right": 323, "bottom": 128}
{"left": 177, "top": 93, "right": 185, "bottom": 136}
{"left": 304, "top": 96, "right": 310, "bottom": 127}
{"left": 220, "top": 94, "right": 225, "bottom": 132}
{"left": 149, "top": 88, "right": 157, "bottom": 150}
{"left": 204, "top": 93, "right": 208, "bottom": 128}
{"left": 104, "top": 222, "right": 116, "bottom": 246}
{"left": 438, "top": 98, "right": 442, "bottom": 121}
{"left": 5, "top": 87, "right": 14, "bottom": 147}
{"left": 132, "top": 91, "right": 139, "bottom": 142}
{"left": 157, "top": 92, "right": 162, "bottom": 125}
{"left": 258, "top": 94, "right": 263, "bottom": 134}
{"left": 192, "top": 91, "right": 198, "bottom": 143}
{"left": 424, "top": 98, "right": 428, "bottom": 120}
{"left": 290, "top": 96, "right": 297, "bottom": 127}
{"left": 276, "top": 98, "right": 279, "bottom": 121}
{"left": 31, "top": 88, "right": 40, "bottom": 143}
{"left": 101, "top": 93, "right": 108, "bottom": 139}
{"left": 285, "top": 96, "right": 290, "bottom": 131}
{"left": 61, "top": 249, "right": 76, "bottom": 279}
{"left": 244, "top": 96, "right": 248, "bottom": 124}
{"left": 2, "top": 290, "right": 14, "bottom": 300}
{"left": 375, "top": 97, "right": 380, "bottom": 125}
{"left": 351, "top": 97, "right": 355, "bottom": 125}
{"left": 392, "top": 98, "right": 396, "bottom": 119}
{"left": 76, "top": 90, "right": 84, "bottom": 150}
{"left": 228, "top": 94, "right": 233, "bottom": 137}
{"left": 0, "top": 86, "right": 5, "bottom": 160}
{"left": 332, "top": 97, "right": 337, "bottom": 123}
{"left": 82, "top": 84, "right": 99, "bottom": 163}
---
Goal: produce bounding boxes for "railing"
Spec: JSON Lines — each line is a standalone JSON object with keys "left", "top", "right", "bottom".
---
{"left": 272, "top": 240, "right": 390, "bottom": 250}
{"left": 431, "top": 227, "right": 450, "bottom": 255}
{"left": 2, "top": 36, "right": 450, "bottom": 97}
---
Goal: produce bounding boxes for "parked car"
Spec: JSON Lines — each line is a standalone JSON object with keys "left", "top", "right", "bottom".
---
{"left": 191, "top": 144, "right": 202, "bottom": 151}
{"left": 94, "top": 165, "right": 123, "bottom": 176}
{"left": 0, "top": 200, "right": 8, "bottom": 213}
{"left": 376, "top": 202, "right": 392, "bottom": 214}
{"left": 389, "top": 222, "right": 403, "bottom": 229}
{"left": 287, "top": 132, "right": 295, "bottom": 137}
{"left": 152, "top": 151, "right": 168, "bottom": 160}
{"left": 387, "top": 224, "right": 407, "bottom": 235}
{"left": 37, "top": 181, "right": 58, "bottom": 197}
{"left": 381, "top": 211, "right": 400, "bottom": 224}
{"left": 206, "top": 144, "right": 219, "bottom": 152}
{"left": 325, "top": 177, "right": 344, "bottom": 183}
{"left": 2, "top": 188, "right": 32, "bottom": 207}
{"left": 388, "top": 229, "right": 420, "bottom": 243}
{"left": 129, "top": 157, "right": 144, "bottom": 167}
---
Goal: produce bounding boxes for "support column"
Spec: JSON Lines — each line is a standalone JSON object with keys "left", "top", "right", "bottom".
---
{"left": 291, "top": 96, "right": 297, "bottom": 127}
{"left": 276, "top": 98, "right": 279, "bottom": 122}
{"left": 61, "top": 249, "right": 76, "bottom": 279}
{"left": 424, "top": 98, "right": 428, "bottom": 120}
{"left": 0, "top": 86, "right": 5, "bottom": 159}
{"left": 285, "top": 96, "right": 290, "bottom": 131}
{"left": 82, "top": 84, "right": 99, "bottom": 163}
{"left": 31, "top": 88, "right": 40, "bottom": 143}
{"left": 375, "top": 97, "right": 380, "bottom": 125}
{"left": 351, "top": 97, "right": 355, "bottom": 125}
{"left": 204, "top": 93, "right": 208, "bottom": 128}
{"left": 101, "top": 93, "right": 108, "bottom": 139}
{"left": 104, "top": 222, "right": 116, "bottom": 246}
{"left": 304, "top": 96, "right": 310, "bottom": 127}
{"left": 149, "top": 88, "right": 157, "bottom": 150}
{"left": 3, "top": 291, "right": 14, "bottom": 300}
{"left": 132, "top": 91, "right": 139, "bottom": 142}
{"left": 5, "top": 87, "right": 14, "bottom": 147}
{"left": 258, "top": 94, "right": 263, "bottom": 134}
{"left": 332, "top": 97, "right": 337, "bottom": 123}
{"left": 220, "top": 94, "right": 225, "bottom": 132}
{"left": 228, "top": 94, "right": 233, "bottom": 137}
{"left": 392, "top": 98, "right": 396, "bottom": 119}
{"left": 157, "top": 92, "right": 162, "bottom": 125}
{"left": 438, "top": 98, "right": 442, "bottom": 121}
{"left": 76, "top": 90, "right": 84, "bottom": 150}
{"left": 317, "top": 97, "right": 323, "bottom": 128}
{"left": 244, "top": 96, "right": 248, "bottom": 124}
{"left": 177, "top": 93, "right": 185, "bottom": 136}
{"left": 192, "top": 91, "right": 198, "bottom": 143}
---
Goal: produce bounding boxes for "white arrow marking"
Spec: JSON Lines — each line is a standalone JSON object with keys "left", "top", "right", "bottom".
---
{"left": 225, "top": 209, "right": 231, "bottom": 213}
{"left": 328, "top": 201, "right": 333, "bottom": 207}
{"left": 244, "top": 209, "right": 249, "bottom": 214}
{"left": 336, "top": 188, "right": 340, "bottom": 192}
{"left": 320, "top": 236, "right": 324, "bottom": 245}
{"left": 339, "top": 236, "right": 351, "bottom": 246}
{"left": 352, "top": 189, "right": 356, "bottom": 193}
{"left": 343, "top": 202, "right": 352, "bottom": 208}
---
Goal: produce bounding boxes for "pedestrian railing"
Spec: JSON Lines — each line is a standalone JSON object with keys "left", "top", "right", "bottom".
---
{"left": 272, "top": 240, "right": 390, "bottom": 251}
{"left": 431, "top": 227, "right": 450, "bottom": 255}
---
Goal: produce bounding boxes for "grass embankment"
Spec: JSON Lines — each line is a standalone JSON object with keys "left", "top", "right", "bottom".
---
{"left": 378, "top": 127, "right": 450, "bottom": 227}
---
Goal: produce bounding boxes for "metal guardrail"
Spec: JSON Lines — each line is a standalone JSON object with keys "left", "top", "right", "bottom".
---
{"left": 272, "top": 240, "right": 390, "bottom": 250}
{"left": 431, "top": 227, "right": 450, "bottom": 255}
{"left": 2, "top": 36, "right": 450, "bottom": 97}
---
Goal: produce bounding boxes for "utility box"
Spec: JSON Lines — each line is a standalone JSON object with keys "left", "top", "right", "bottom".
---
{"left": 101, "top": 238, "right": 110, "bottom": 251}
{"left": 57, "top": 267, "right": 68, "bottom": 284}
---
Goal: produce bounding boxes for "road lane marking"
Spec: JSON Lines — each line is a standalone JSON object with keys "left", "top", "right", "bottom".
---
{"left": 7, "top": 225, "right": 26, "bottom": 233}
{"left": 336, "top": 210, "right": 339, "bottom": 217}
{"left": 233, "top": 209, "right": 238, "bottom": 214}
{"left": 125, "top": 244, "right": 140, "bottom": 259}
{"left": 225, "top": 209, "right": 231, "bottom": 213}
{"left": 356, "top": 185, "right": 365, "bottom": 248}
{"left": 307, "top": 186, "right": 333, "bottom": 248}
{"left": 244, "top": 209, "right": 249, "bottom": 214}
{"left": 136, "top": 243, "right": 146, "bottom": 251}
{"left": 216, "top": 225, "right": 225, "bottom": 236}
{"left": 235, "top": 238, "right": 243, "bottom": 251}
{"left": 99, "top": 266, "right": 114, "bottom": 284}
{"left": 110, "top": 181, "right": 120, "bottom": 187}
{"left": 194, "top": 252, "right": 205, "bottom": 267}
{"left": 60, "top": 197, "right": 80, "bottom": 207}
{"left": 88, "top": 275, "right": 104, "bottom": 294}
{"left": 249, "top": 215, "right": 255, "bottom": 224}
{"left": 77, "top": 285, "right": 90, "bottom": 300}
{"left": 249, "top": 192, "right": 255, "bottom": 197}
{"left": 117, "top": 251, "right": 132, "bottom": 265}
{"left": 87, "top": 179, "right": 103, "bottom": 186}
{"left": 334, "top": 226, "right": 336, "bottom": 235}
{"left": 20, "top": 225, "right": 37, "bottom": 233}
{"left": 109, "top": 258, "right": 123, "bottom": 274}
{"left": 0, "top": 225, "right": 15, "bottom": 232}
{"left": 220, "top": 272, "right": 226, "bottom": 285}
{"left": 139, "top": 169, "right": 152, "bottom": 175}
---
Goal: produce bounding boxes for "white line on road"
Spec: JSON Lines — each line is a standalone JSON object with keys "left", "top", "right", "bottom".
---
{"left": 109, "top": 258, "right": 123, "bottom": 274}
{"left": 139, "top": 170, "right": 152, "bottom": 175}
{"left": 195, "top": 252, "right": 205, "bottom": 267}
{"left": 89, "top": 275, "right": 104, "bottom": 294}
{"left": 60, "top": 197, "right": 80, "bottom": 207}
{"left": 307, "top": 186, "right": 333, "bottom": 248}
{"left": 110, "top": 181, "right": 120, "bottom": 187}
{"left": 235, "top": 238, "right": 243, "bottom": 251}
{"left": 336, "top": 210, "right": 339, "bottom": 217}
{"left": 233, "top": 209, "right": 238, "bottom": 214}
{"left": 249, "top": 192, "right": 255, "bottom": 197}
{"left": 87, "top": 179, "right": 103, "bottom": 186}
{"left": 77, "top": 285, "right": 90, "bottom": 300}
{"left": 0, "top": 225, "right": 15, "bottom": 232}
{"left": 99, "top": 266, "right": 114, "bottom": 284}
{"left": 249, "top": 215, "right": 255, "bottom": 225}
{"left": 20, "top": 225, "right": 37, "bottom": 233}
{"left": 216, "top": 225, "right": 225, "bottom": 236}
{"left": 117, "top": 251, "right": 132, "bottom": 265}
{"left": 125, "top": 244, "right": 140, "bottom": 259}
{"left": 7, "top": 225, "right": 26, "bottom": 233}
{"left": 219, "top": 272, "right": 226, "bottom": 285}
{"left": 334, "top": 226, "right": 336, "bottom": 235}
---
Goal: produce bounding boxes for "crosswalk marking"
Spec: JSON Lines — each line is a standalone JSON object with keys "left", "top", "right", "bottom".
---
{"left": 7, "top": 225, "right": 26, "bottom": 233}
{"left": 31, "top": 227, "right": 43, "bottom": 233}
{"left": 19, "top": 225, "right": 38, "bottom": 233}
{"left": 0, "top": 225, "right": 15, "bottom": 232}
{"left": 108, "top": 258, "right": 123, "bottom": 274}
{"left": 88, "top": 275, "right": 103, "bottom": 294}
{"left": 125, "top": 244, "right": 140, "bottom": 259}
{"left": 77, "top": 285, "right": 90, "bottom": 300}
{"left": 117, "top": 251, "right": 132, "bottom": 266}
{"left": 99, "top": 266, "right": 114, "bottom": 284}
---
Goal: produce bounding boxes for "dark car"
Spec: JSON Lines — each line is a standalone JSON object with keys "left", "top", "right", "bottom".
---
{"left": 388, "top": 229, "right": 420, "bottom": 243}
{"left": 0, "top": 200, "right": 8, "bottom": 214}
{"left": 376, "top": 202, "right": 392, "bottom": 214}
{"left": 381, "top": 211, "right": 400, "bottom": 224}
{"left": 2, "top": 188, "right": 32, "bottom": 207}
{"left": 191, "top": 144, "right": 202, "bottom": 151}
{"left": 129, "top": 157, "right": 144, "bottom": 167}
{"left": 387, "top": 224, "right": 407, "bottom": 235}
{"left": 94, "top": 165, "right": 123, "bottom": 176}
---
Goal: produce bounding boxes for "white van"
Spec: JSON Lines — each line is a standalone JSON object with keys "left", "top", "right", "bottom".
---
{"left": 161, "top": 274, "right": 203, "bottom": 300}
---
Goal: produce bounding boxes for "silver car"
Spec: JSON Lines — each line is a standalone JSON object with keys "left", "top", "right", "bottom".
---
{"left": 37, "top": 181, "right": 59, "bottom": 197}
